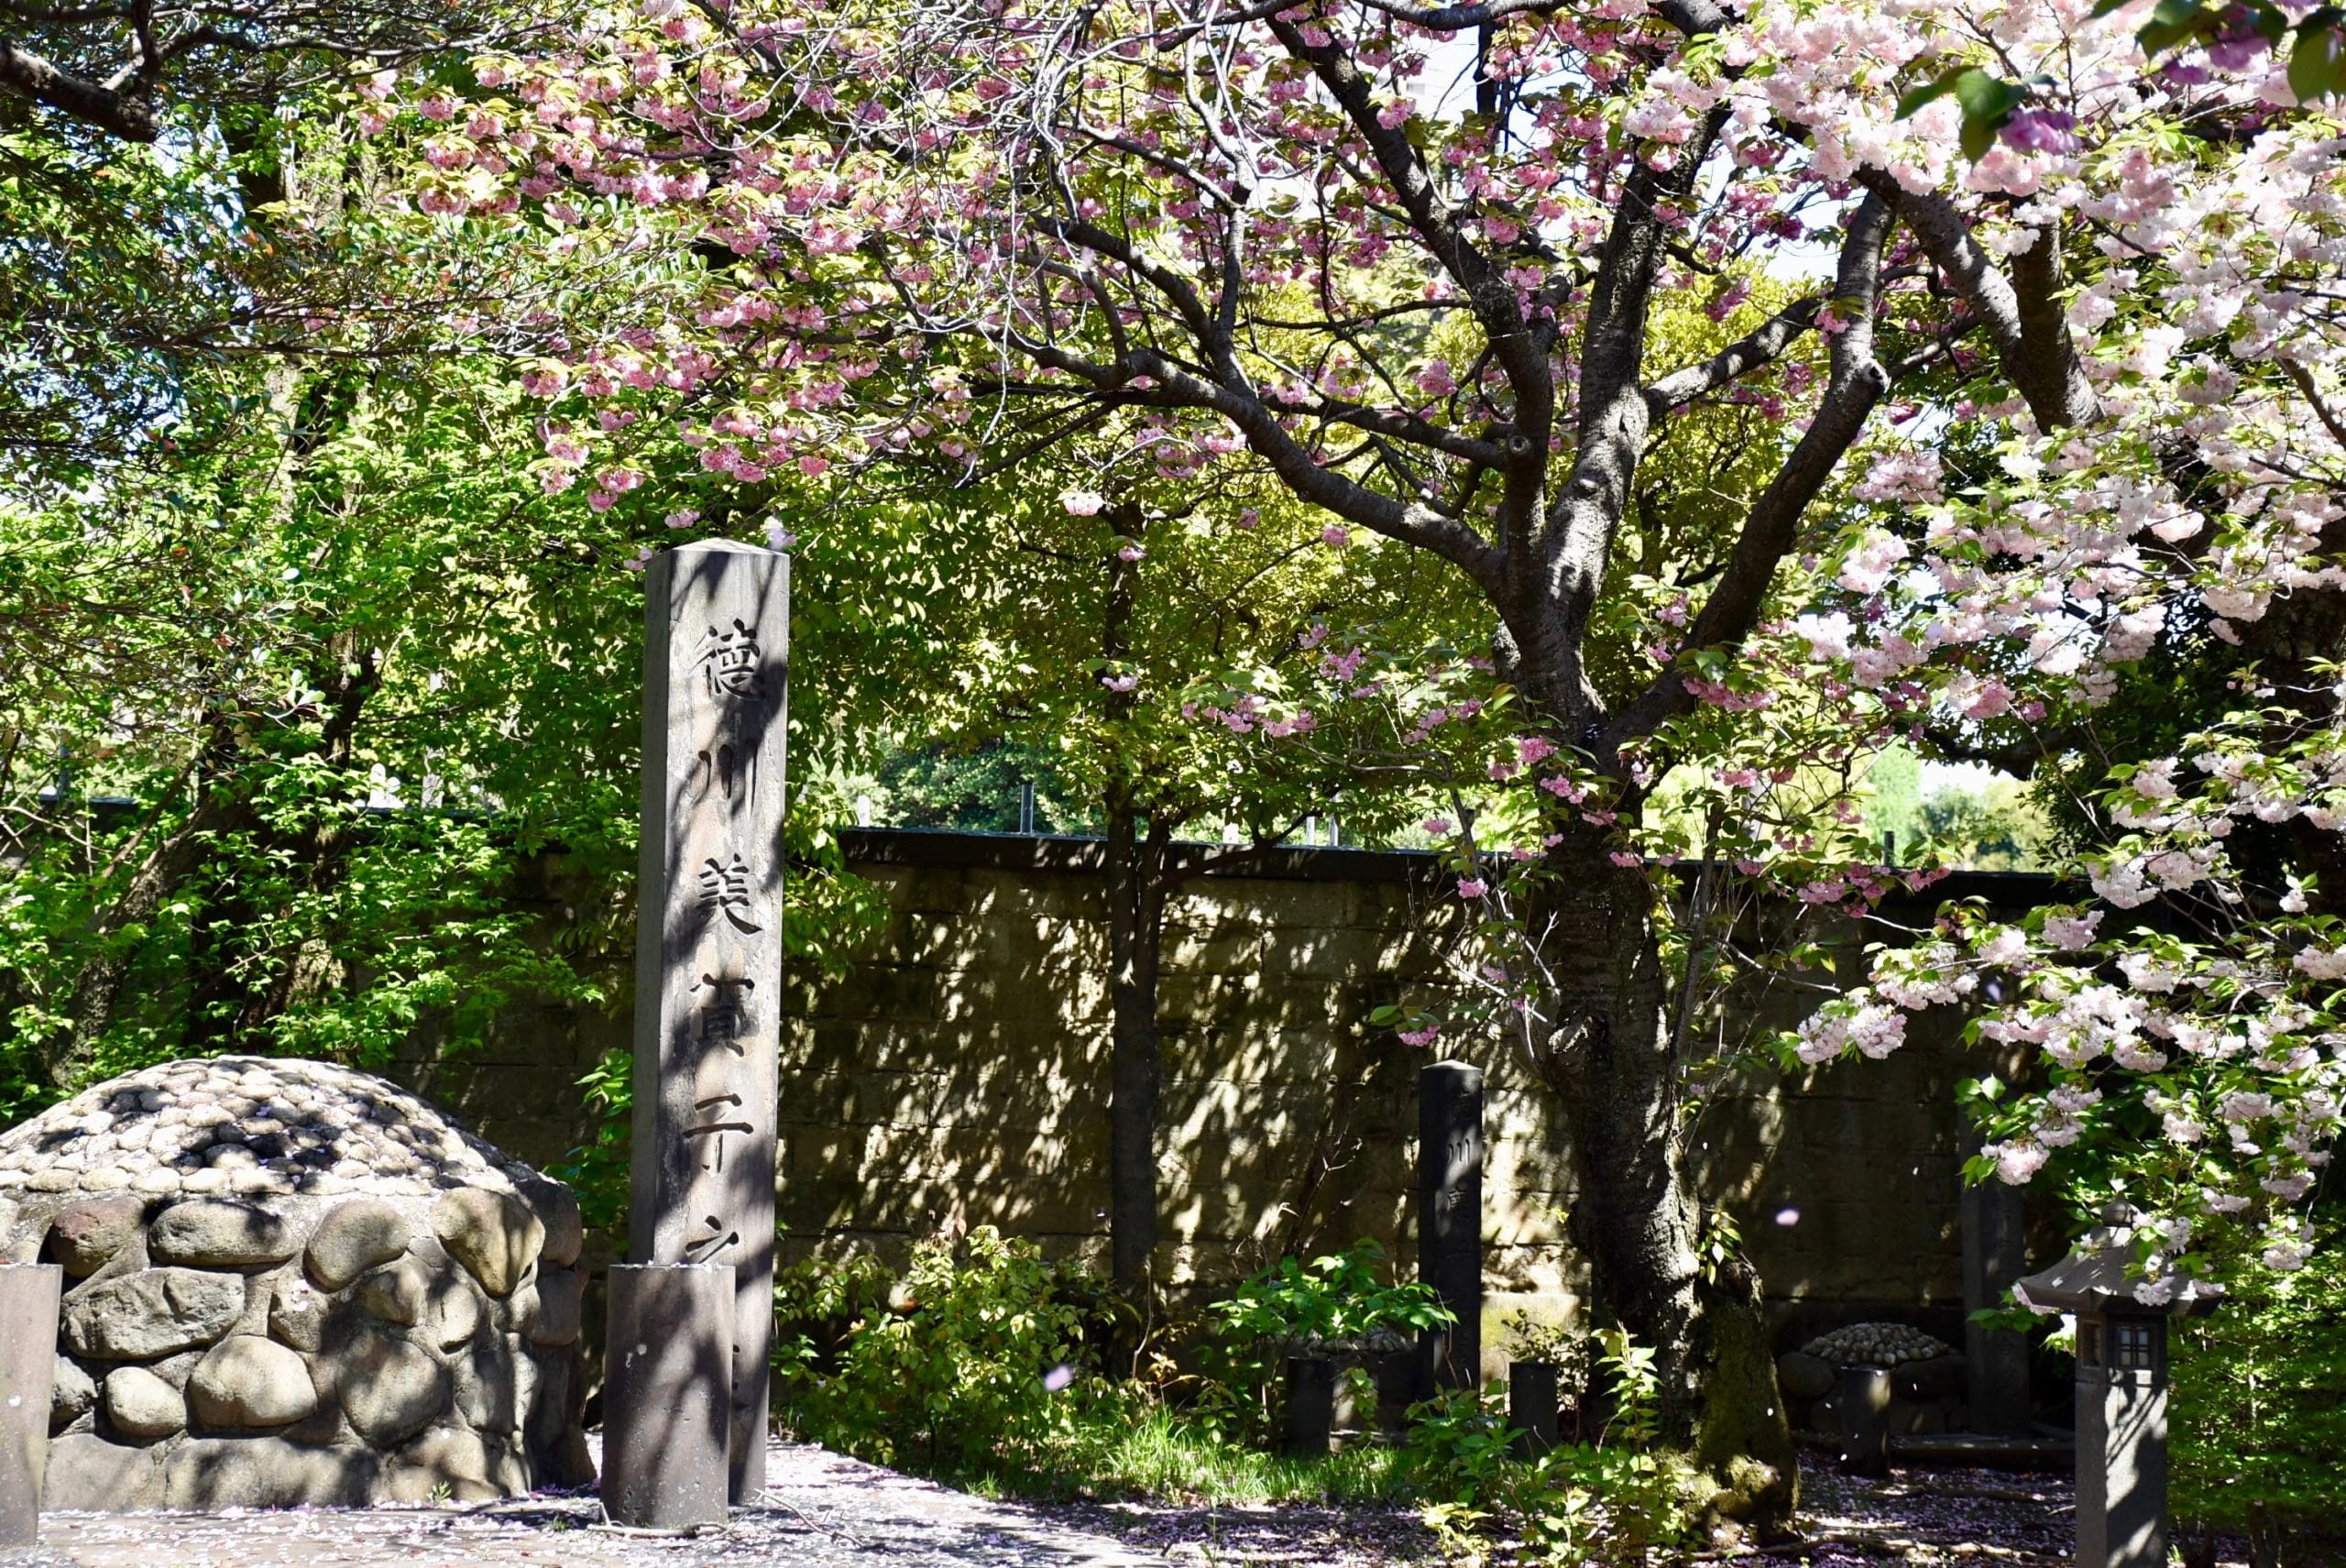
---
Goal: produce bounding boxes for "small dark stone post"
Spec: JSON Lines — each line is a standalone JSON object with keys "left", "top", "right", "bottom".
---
{"left": 0, "top": 1263, "right": 61, "bottom": 1546}
{"left": 602, "top": 1263, "right": 735, "bottom": 1530}
{"left": 1283, "top": 1357, "right": 1335, "bottom": 1457}
{"left": 1417, "top": 1061, "right": 1485, "bottom": 1393}
{"left": 1836, "top": 1365, "right": 1892, "bottom": 1478}
{"left": 1962, "top": 1159, "right": 2033, "bottom": 1436}
{"left": 630, "top": 540, "right": 787, "bottom": 1504}
{"left": 1508, "top": 1361, "right": 1560, "bottom": 1458}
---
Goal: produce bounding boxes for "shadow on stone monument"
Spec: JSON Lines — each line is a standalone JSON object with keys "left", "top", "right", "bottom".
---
{"left": 1415, "top": 1060, "right": 1484, "bottom": 1398}
{"left": 608, "top": 540, "right": 787, "bottom": 1523}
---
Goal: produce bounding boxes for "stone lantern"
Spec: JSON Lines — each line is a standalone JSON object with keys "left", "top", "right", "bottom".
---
{"left": 2015, "top": 1213, "right": 2220, "bottom": 1568}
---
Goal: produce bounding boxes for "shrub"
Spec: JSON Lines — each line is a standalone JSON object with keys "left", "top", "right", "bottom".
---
{"left": 1195, "top": 1239, "right": 1452, "bottom": 1438}
{"left": 770, "top": 1227, "right": 1123, "bottom": 1475}
{"left": 1409, "top": 1329, "right": 1697, "bottom": 1566}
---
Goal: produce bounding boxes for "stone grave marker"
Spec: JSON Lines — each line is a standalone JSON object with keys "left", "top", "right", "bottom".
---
{"left": 1417, "top": 1060, "right": 1484, "bottom": 1393}
{"left": 0, "top": 1262, "right": 60, "bottom": 1545}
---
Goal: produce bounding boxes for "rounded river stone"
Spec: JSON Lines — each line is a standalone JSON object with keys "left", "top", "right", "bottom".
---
{"left": 104, "top": 1365, "right": 188, "bottom": 1442}
{"left": 306, "top": 1199, "right": 411, "bottom": 1290}
{"left": 62, "top": 1267, "right": 245, "bottom": 1360}
{"left": 431, "top": 1190, "right": 542, "bottom": 1298}
{"left": 520, "top": 1178, "right": 583, "bottom": 1268}
{"left": 148, "top": 1200, "right": 295, "bottom": 1268}
{"left": 51, "top": 1354, "right": 96, "bottom": 1427}
{"left": 340, "top": 1329, "right": 451, "bottom": 1447}
{"left": 188, "top": 1334, "right": 316, "bottom": 1429}
{"left": 47, "top": 1194, "right": 148, "bottom": 1276}
{"left": 356, "top": 1257, "right": 431, "bottom": 1326}
{"left": 1776, "top": 1350, "right": 1836, "bottom": 1400}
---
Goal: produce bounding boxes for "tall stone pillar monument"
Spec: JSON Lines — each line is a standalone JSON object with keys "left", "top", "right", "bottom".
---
{"left": 630, "top": 540, "right": 786, "bottom": 1504}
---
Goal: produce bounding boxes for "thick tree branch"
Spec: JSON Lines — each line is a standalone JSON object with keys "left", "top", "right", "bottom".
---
{"left": 1012, "top": 336, "right": 1508, "bottom": 596}
{"left": 1857, "top": 174, "right": 2094, "bottom": 430}
{"left": 1606, "top": 193, "right": 1897, "bottom": 752}
{"left": 1644, "top": 293, "right": 1826, "bottom": 412}
{"left": 0, "top": 31, "right": 158, "bottom": 137}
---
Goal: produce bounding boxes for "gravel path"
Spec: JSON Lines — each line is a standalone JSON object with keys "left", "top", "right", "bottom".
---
{"left": 5, "top": 1445, "right": 2261, "bottom": 1568}
{"left": 14, "top": 1439, "right": 1155, "bottom": 1568}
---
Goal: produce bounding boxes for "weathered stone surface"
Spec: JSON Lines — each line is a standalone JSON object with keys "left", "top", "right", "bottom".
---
{"left": 47, "top": 1195, "right": 147, "bottom": 1277}
{"left": 1893, "top": 1354, "right": 1966, "bottom": 1401}
{"left": 339, "top": 1329, "right": 449, "bottom": 1447}
{"left": 162, "top": 1437, "right": 378, "bottom": 1509}
{"left": 425, "top": 1275, "right": 484, "bottom": 1351}
{"left": 522, "top": 1350, "right": 569, "bottom": 1449}
{"left": 141, "top": 1349, "right": 203, "bottom": 1391}
{"left": 356, "top": 1258, "right": 430, "bottom": 1326}
{"left": 520, "top": 1179, "right": 583, "bottom": 1268}
{"left": 42, "top": 1433, "right": 165, "bottom": 1511}
{"left": 50, "top": 1354, "right": 95, "bottom": 1429}
{"left": 188, "top": 1335, "right": 316, "bottom": 1429}
{"left": 103, "top": 1365, "right": 187, "bottom": 1442}
{"left": 268, "top": 1273, "right": 328, "bottom": 1353}
{"left": 0, "top": 1057, "right": 526, "bottom": 1202}
{"left": 503, "top": 1280, "right": 540, "bottom": 1339}
{"left": 305, "top": 1199, "right": 411, "bottom": 1290}
{"left": 527, "top": 1266, "right": 582, "bottom": 1347}
{"left": 1777, "top": 1350, "right": 1836, "bottom": 1400}
{"left": 453, "top": 1340, "right": 517, "bottom": 1433}
{"left": 380, "top": 1426, "right": 499, "bottom": 1503}
{"left": 148, "top": 1201, "right": 294, "bottom": 1268}
{"left": 61, "top": 1267, "right": 244, "bottom": 1359}
{"left": 432, "top": 1190, "right": 542, "bottom": 1298}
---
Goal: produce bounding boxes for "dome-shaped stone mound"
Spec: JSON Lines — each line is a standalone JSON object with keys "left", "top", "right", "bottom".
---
{"left": 0, "top": 1057, "right": 592, "bottom": 1512}
{"left": 0, "top": 1055, "right": 535, "bottom": 1202}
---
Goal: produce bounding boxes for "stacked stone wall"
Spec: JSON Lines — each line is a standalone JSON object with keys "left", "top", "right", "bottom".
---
{"left": 0, "top": 1058, "right": 590, "bottom": 1509}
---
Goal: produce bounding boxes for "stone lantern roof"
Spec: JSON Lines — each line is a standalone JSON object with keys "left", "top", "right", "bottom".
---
{"left": 2013, "top": 1215, "right": 2224, "bottom": 1319}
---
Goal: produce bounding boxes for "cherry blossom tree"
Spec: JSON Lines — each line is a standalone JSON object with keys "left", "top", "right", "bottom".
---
{"left": 359, "top": 0, "right": 2346, "bottom": 1521}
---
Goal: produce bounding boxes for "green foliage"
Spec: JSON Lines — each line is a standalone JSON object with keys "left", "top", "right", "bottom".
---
{"left": 1408, "top": 1329, "right": 1695, "bottom": 1566}
{"left": 868, "top": 740, "right": 1096, "bottom": 835}
{"left": 1195, "top": 1241, "right": 1452, "bottom": 1439}
{"left": 1900, "top": 4, "right": 2346, "bottom": 152}
{"left": 2173, "top": 1241, "right": 2346, "bottom": 1532}
{"left": 544, "top": 1047, "right": 630, "bottom": 1234}
{"left": 769, "top": 1227, "right": 1122, "bottom": 1477}
{"left": 1208, "top": 1240, "right": 1454, "bottom": 1351}
{"left": 1861, "top": 747, "right": 2051, "bottom": 872}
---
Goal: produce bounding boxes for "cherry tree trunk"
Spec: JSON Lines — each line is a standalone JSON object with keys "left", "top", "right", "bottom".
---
{"left": 1530, "top": 835, "right": 1796, "bottom": 1531}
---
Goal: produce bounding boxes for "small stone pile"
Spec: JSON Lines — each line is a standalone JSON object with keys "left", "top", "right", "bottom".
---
{"left": 0, "top": 1057, "right": 592, "bottom": 1510}
{"left": 1775, "top": 1321, "right": 1967, "bottom": 1442}
{"left": 1796, "top": 1321, "right": 1953, "bottom": 1369}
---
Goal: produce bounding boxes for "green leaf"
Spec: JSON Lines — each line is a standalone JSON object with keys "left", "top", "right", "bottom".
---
{"left": 1893, "top": 69, "right": 1968, "bottom": 120}
{"left": 2289, "top": 18, "right": 2346, "bottom": 101}
{"left": 2139, "top": 0, "right": 2219, "bottom": 53}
